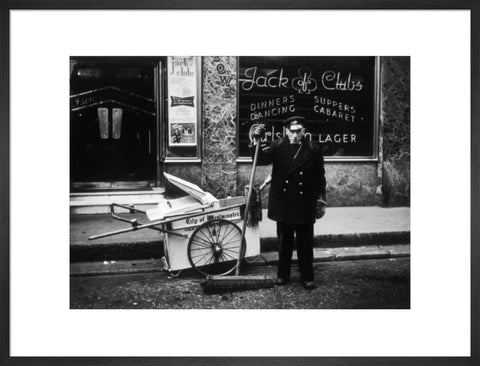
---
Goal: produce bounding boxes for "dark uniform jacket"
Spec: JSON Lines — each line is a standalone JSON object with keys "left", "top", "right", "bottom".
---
{"left": 250, "top": 136, "right": 326, "bottom": 224}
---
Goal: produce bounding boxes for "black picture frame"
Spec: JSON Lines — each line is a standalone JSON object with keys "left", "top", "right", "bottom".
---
{"left": 1, "top": 1, "right": 478, "bottom": 365}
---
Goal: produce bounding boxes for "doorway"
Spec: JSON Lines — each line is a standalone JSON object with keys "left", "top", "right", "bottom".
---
{"left": 70, "top": 57, "right": 161, "bottom": 190}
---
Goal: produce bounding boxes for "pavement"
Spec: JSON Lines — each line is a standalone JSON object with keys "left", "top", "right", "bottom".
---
{"left": 70, "top": 206, "right": 410, "bottom": 275}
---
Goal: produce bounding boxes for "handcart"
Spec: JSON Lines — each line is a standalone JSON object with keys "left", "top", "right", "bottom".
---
{"left": 88, "top": 173, "right": 263, "bottom": 277}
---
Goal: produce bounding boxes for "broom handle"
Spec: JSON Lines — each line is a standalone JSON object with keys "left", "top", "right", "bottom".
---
{"left": 236, "top": 137, "right": 261, "bottom": 275}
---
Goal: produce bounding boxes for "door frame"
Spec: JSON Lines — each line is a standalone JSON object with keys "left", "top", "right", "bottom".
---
{"left": 70, "top": 56, "right": 165, "bottom": 191}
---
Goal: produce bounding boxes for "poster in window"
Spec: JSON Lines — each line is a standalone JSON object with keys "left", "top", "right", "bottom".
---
{"left": 167, "top": 56, "right": 197, "bottom": 146}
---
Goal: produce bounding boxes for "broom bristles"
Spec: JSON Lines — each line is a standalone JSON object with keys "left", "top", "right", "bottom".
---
{"left": 201, "top": 275, "right": 275, "bottom": 293}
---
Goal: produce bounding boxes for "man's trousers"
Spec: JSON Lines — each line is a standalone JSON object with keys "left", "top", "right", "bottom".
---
{"left": 276, "top": 222, "right": 314, "bottom": 282}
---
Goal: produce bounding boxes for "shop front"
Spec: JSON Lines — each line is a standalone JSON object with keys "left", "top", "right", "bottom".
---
{"left": 70, "top": 56, "right": 409, "bottom": 213}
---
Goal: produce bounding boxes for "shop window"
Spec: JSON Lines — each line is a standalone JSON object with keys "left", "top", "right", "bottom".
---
{"left": 164, "top": 56, "right": 201, "bottom": 161}
{"left": 237, "top": 56, "right": 379, "bottom": 161}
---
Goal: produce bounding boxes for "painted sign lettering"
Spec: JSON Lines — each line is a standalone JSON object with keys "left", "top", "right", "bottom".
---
{"left": 238, "top": 56, "right": 376, "bottom": 158}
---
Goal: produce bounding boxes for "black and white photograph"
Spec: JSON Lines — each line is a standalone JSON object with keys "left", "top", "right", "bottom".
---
{"left": 4, "top": 5, "right": 476, "bottom": 364}
{"left": 69, "top": 56, "right": 411, "bottom": 310}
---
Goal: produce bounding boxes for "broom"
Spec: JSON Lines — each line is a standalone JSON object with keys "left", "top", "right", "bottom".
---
{"left": 201, "top": 137, "right": 275, "bottom": 293}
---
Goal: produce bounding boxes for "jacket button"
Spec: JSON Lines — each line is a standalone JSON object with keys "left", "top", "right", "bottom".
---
{"left": 285, "top": 180, "right": 289, "bottom": 184}
{"left": 283, "top": 188, "right": 286, "bottom": 192}
{"left": 300, "top": 191, "right": 303, "bottom": 195}
{"left": 299, "top": 171, "right": 303, "bottom": 175}
{"left": 299, "top": 182, "right": 303, "bottom": 186}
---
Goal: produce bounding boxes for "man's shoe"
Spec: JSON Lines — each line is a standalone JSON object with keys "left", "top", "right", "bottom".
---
{"left": 301, "top": 281, "right": 317, "bottom": 290}
{"left": 275, "top": 278, "right": 289, "bottom": 286}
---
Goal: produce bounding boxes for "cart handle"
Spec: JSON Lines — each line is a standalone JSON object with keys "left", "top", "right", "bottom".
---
{"left": 110, "top": 204, "right": 143, "bottom": 226}
{"left": 110, "top": 203, "right": 146, "bottom": 215}
{"left": 88, "top": 202, "right": 246, "bottom": 241}
{"left": 88, "top": 223, "right": 188, "bottom": 240}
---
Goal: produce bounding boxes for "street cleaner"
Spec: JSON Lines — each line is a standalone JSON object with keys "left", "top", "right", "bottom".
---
{"left": 250, "top": 116, "right": 327, "bottom": 290}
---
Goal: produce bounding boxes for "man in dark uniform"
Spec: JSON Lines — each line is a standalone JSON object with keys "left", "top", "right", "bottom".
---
{"left": 251, "top": 116, "right": 327, "bottom": 290}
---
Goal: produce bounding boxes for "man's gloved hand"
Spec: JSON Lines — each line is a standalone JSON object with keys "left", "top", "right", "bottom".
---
{"left": 251, "top": 124, "right": 266, "bottom": 139}
{"left": 315, "top": 198, "right": 327, "bottom": 219}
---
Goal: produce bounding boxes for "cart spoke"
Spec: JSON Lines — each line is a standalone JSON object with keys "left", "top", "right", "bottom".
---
{"left": 222, "top": 232, "right": 242, "bottom": 247}
{"left": 212, "top": 221, "right": 219, "bottom": 240}
{"left": 197, "top": 228, "right": 214, "bottom": 244}
{"left": 222, "top": 239, "right": 242, "bottom": 250}
{"left": 190, "top": 236, "right": 213, "bottom": 246}
{"left": 190, "top": 236, "right": 214, "bottom": 248}
{"left": 223, "top": 247, "right": 241, "bottom": 256}
{"left": 220, "top": 223, "right": 227, "bottom": 243}
{"left": 204, "top": 225, "right": 217, "bottom": 244}
{"left": 225, "top": 251, "right": 240, "bottom": 258}
{"left": 190, "top": 246, "right": 212, "bottom": 252}
{"left": 192, "top": 251, "right": 213, "bottom": 265}
{"left": 223, "top": 247, "right": 240, "bottom": 253}
{"left": 190, "top": 245, "right": 211, "bottom": 253}
{"left": 219, "top": 252, "right": 228, "bottom": 262}
{"left": 190, "top": 245, "right": 211, "bottom": 252}
{"left": 209, "top": 222, "right": 218, "bottom": 242}
{"left": 221, "top": 251, "right": 237, "bottom": 261}
{"left": 213, "top": 221, "right": 222, "bottom": 242}
{"left": 191, "top": 250, "right": 212, "bottom": 259}
{"left": 199, "top": 226, "right": 213, "bottom": 239}
{"left": 204, "top": 253, "right": 216, "bottom": 266}
{"left": 220, "top": 252, "right": 236, "bottom": 263}
{"left": 219, "top": 223, "right": 237, "bottom": 244}
{"left": 223, "top": 251, "right": 240, "bottom": 260}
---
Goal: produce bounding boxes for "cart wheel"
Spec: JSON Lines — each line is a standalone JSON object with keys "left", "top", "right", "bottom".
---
{"left": 187, "top": 219, "right": 246, "bottom": 276}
